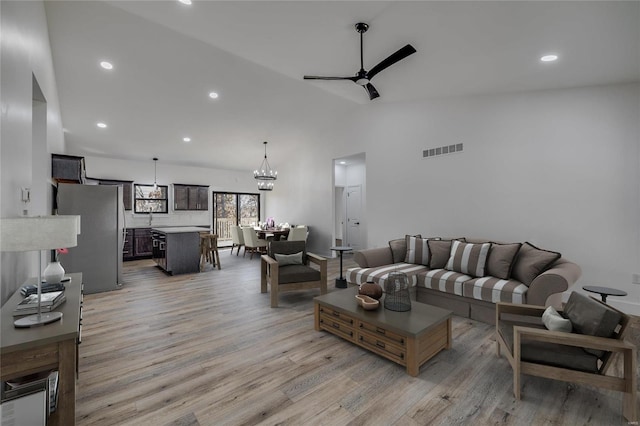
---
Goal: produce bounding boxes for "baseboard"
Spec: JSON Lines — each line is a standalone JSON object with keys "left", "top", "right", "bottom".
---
{"left": 607, "top": 299, "right": 640, "bottom": 316}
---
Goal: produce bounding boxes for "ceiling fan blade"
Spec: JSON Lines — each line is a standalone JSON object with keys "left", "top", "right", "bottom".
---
{"left": 364, "top": 83, "right": 380, "bottom": 100}
{"left": 303, "top": 75, "right": 357, "bottom": 81}
{"left": 367, "top": 44, "right": 417, "bottom": 80}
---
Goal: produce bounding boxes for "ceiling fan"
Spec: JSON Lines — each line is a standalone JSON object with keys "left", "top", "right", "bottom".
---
{"left": 304, "top": 22, "right": 416, "bottom": 100}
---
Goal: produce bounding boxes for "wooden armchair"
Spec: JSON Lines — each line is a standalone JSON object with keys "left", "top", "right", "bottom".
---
{"left": 261, "top": 241, "right": 327, "bottom": 308}
{"left": 495, "top": 292, "right": 636, "bottom": 422}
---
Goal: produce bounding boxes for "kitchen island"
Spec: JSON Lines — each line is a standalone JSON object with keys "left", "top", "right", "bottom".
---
{"left": 151, "top": 227, "right": 207, "bottom": 274}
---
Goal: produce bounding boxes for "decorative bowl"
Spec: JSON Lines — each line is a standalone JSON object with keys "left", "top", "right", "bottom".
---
{"left": 355, "top": 294, "right": 380, "bottom": 310}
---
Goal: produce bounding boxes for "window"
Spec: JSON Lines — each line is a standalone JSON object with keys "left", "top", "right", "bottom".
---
{"left": 134, "top": 184, "right": 168, "bottom": 214}
{"left": 213, "top": 192, "right": 260, "bottom": 245}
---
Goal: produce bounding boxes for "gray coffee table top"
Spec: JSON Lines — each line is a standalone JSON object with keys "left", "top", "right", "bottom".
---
{"left": 314, "top": 287, "right": 452, "bottom": 337}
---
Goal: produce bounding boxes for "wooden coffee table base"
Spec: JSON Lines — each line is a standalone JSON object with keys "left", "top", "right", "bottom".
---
{"left": 314, "top": 289, "right": 452, "bottom": 377}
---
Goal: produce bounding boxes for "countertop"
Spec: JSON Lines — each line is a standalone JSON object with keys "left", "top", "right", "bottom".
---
{"left": 152, "top": 227, "right": 209, "bottom": 234}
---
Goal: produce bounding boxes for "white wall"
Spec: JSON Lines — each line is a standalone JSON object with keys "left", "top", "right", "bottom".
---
{"left": 84, "top": 156, "right": 261, "bottom": 229}
{"left": 1, "top": 0, "right": 65, "bottom": 304}
{"left": 329, "top": 83, "right": 640, "bottom": 313}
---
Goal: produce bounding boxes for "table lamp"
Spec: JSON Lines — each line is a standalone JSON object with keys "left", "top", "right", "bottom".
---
{"left": 1, "top": 215, "right": 80, "bottom": 327}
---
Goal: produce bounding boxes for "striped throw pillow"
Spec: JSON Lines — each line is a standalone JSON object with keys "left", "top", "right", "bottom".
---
{"left": 404, "top": 235, "right": 430, "bottom": 266}
{"left": 446, "top": 241, "right": 491, "bottom": 278}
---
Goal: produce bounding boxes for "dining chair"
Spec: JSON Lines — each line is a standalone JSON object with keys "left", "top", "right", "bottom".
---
{"left": 241, "top": 226, "right": 267, "bottom": 259}
{"left": 230, "top": 225, "right": 244, "bottom": 256}
{"left": 287, "top": 226, "right": 308, "bottom": 241}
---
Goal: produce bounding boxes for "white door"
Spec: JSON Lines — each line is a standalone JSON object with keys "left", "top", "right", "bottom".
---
{"left": 346, "top": 185, "right": 362, "bottom": 249}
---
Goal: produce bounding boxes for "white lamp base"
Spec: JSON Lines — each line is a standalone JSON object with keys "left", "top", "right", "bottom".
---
{"left": 14, "top": 311, "right": 63, "bottom": 328}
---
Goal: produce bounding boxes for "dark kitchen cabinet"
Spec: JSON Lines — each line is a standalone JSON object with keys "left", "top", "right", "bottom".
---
{"left": 174, "top": 184, "right": 209, "bottom": 211}
{"left": 96, "top": 178, "right": 133, "bottom": 210}
{"left": 52, "top": 154, "right": 86, "bottom": 183}
{"left": 134, "top": 228, "right": 153, "bottom": 257}
{"left": 123, "top": 228, "right": 152, "bottom": 260}
{"left": 123, "top": 229, "right": 134, "bottom": 260}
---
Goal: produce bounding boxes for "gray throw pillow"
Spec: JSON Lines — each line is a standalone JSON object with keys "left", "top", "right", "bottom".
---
{"left": 428, "top": 238, "right": 465, "bottom": 269}
{"left": 274, "top": 251, "right": 303, "bottom": 266}
{"left": 389, "top": 235, "right": 420, "bottom": 263}
{"left": 486, "top": 243, "right": 522, "bottom": 279}
{"left": 511, "top": 242, "right": 561, "bottom": 286}
{"left": 563, "top": 291, "right": 623, "bottom": 357}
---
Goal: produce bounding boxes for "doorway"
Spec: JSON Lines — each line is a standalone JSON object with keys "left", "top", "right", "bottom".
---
{"left": 213, "top": 192, "right": 260, "bottom": 247}
{"left": 333, "top": 153, "right": 366, "bottom": 250}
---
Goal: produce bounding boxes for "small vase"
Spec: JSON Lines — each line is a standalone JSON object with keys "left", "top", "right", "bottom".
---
{"left": 359, "top": 281, "right": 383, "bottom": 300}
{"left": 43, "top": 261, "right": 65, "bottom": 284}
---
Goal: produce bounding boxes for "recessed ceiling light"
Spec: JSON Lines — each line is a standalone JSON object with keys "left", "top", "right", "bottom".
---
{"left": 339, "top": 161, "right": 347, "bottom": 165}
{"left": 178, "top": 0, "right": 192, "bottom": 5}
{"left": 100, "top": 61, "right": 113, "bottom": 70}
{"left": 183, "top": 137, "right": 191, "bottom": 143}
{"left": 540, "top": 54, "right": 558, "bottom": 62}
{"left": 96, "top": 122, "right": 107, "bottom": 128}
{"left": 209, "top": 92, "right": 219, "bottom": 99}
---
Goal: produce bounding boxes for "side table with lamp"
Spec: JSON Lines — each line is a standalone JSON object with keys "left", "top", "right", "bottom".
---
{"left": 1, "top": 215, "right": 81, "bottom": 426}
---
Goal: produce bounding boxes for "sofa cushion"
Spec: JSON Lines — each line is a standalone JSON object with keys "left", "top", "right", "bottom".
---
{"left": 511, "top": 242, "right": 561, "bottom": 286}
{"left": 428, "top": 238, "right": 465, "bottom": 269}
{"left": 463, "top": 277, "right": 528, "bottom": 303}
{"left": 563, "top": 291, "right": 622, "bottom": 358}
{"left": 542, "top": 306, "right": 572, "bottom": 332}
{"left": 405, "top": 235, "right": 431, "bottom": 266}
{"left": 445, "top": 241, "right": 491, "bottom": 278}
{"left": 499, "top": 321, "right": 599, "bottom": 373}
{"left": 486, "top": 242, "right": 522, "bottom": 279}
{"left": 420, "top": 269, "right": 471, "bottom": 296}
{"left": 389, "top": 234, "right": 421, "bottom": 263}
{"left": 346, "top": 263, "right": 429, "bottom": 287}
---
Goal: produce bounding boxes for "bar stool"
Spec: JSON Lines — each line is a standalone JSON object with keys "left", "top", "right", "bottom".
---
{"left": 199, "top": 233, "right": 221, "bottom": 271}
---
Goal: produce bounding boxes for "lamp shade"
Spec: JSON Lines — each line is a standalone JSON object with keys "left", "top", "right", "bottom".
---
{"left": 0, "top": 216, "right": 81, "bottom": 252}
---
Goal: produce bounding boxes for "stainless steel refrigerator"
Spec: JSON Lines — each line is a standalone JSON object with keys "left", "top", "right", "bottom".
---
{"left": 56, "top": 183, "right": 124, "bottom": 294}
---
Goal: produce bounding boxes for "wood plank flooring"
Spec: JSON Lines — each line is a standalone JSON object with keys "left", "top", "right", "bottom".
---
{"left": 77, "top": 250, "right": 634, "bottom": 425}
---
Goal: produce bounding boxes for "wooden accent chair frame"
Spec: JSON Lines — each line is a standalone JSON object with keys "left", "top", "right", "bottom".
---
{"left": 261, "top": 241, "right": 327, "bottom": 308}
{"left": 495, "top": 292, "right": 637, "bottom": 422}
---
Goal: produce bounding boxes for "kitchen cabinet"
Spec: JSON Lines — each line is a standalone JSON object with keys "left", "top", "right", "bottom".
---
{"left": 134, "top": 228, "right": 153, "bottom": 257}
{"left": 151, "top": 227, "right": 202, "bottom": 274}
{"left": 123, "top": 228, "right": 152, "bottom": 260}
{"left": 96, "top": 179, "right": 133, "bottom": 210}
{"left": 123, "top": 229, "right": 134, "bottom": 260}
{"left": 51, "top": 154, "right": 86, "bottom": 183}
{"left": 174, "top": 184, "right": 208, "bottom": 211}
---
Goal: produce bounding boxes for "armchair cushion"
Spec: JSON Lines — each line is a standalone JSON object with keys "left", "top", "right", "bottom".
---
{"left": 498, "top": 321, "right": 599, "bottom": 373}
{"left": 277, "top": 264, "right": 321, "bottom": 284}
{"left": 542, "top": 306, "right": 572, "bottom": 333}
{"left": 269, "top": 241, "right": 307, "bottom": 263}
{"left": 274, "top": 251, "right": 303, "bottom": 266}
{"left": 563, "top": 291, "right": 622, "bottom": 357}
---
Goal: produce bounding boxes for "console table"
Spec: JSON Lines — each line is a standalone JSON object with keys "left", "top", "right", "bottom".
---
{"left": 1, "top": 272, "right": 82, "bottom": 426}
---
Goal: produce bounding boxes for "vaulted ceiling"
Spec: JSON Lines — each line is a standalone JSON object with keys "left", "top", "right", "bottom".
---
{"left": 44, "top": 1, "right": 640, "bottom": 171}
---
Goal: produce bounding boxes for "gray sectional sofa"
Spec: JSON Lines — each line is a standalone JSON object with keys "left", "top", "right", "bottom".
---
{"left": 346, "top": 236, "right": 582, "bottom": 324}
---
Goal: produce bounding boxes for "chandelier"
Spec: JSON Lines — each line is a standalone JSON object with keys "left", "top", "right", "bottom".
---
{"left": 254, "top": 141, "right": 277, "bottom": 191}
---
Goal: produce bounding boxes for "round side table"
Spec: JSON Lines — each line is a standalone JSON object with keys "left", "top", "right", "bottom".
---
{"left": 330, "top": 246, "right": 353, "bottom": 288}
{"left": 582, "top": 285, "right": 627, "bottom": 303}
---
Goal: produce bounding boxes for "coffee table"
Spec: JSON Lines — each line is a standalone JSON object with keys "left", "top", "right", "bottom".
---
{"left": 314, "top": 287, "right": 452, "bottom": 376}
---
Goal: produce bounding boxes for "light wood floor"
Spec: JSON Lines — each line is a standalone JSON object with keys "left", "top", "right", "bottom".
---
{"left": 77, "top": 249, "right": 633, "bottom": 425}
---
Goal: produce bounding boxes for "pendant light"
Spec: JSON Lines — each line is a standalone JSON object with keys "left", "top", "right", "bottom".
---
{"left": 153, "top": 157, "right": 158, "bottom": 190}
{"left": 253, "top": 141, "right": 277, "bottom": 190}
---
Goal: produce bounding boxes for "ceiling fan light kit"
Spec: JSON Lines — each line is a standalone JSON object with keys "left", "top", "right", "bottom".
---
{"left": 303, "top": 22, "right": 416, "bottom": 100}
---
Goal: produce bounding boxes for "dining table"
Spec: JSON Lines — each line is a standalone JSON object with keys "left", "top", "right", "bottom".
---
{"left": 255, "top": 228, "right": 290, "bottom": 241}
